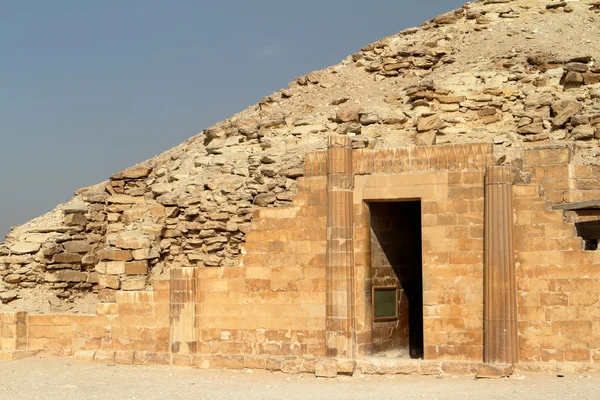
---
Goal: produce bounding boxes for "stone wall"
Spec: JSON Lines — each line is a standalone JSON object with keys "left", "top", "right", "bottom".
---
{"left": 3, "top": 143, "right": 600, "bottom": 374}
{"left": 514, "top": 146, "right": 600, "bottom": 364}
{"left": 193, "top": 175, "right": 328, "bottom": 363}
{"left": 354, "top": 171, "right": 486, "bottom": 360}
{"left": 0, "top": 159, "right": 303, "bottom": 308}
{"left": 0, "top": 312, "right": 27, "bottom": 356}
{"left": 0, "top": 170, "right": 329, "bottom": 370}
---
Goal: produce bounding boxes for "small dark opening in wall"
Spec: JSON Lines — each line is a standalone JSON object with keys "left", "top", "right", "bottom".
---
{"left": 575, "top": 220, "right": 600, "bottom": 251}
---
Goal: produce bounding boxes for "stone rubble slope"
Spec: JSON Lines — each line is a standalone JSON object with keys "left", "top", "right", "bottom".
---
{"left": 1, "top": 0, "right": 600, "bottom": 312}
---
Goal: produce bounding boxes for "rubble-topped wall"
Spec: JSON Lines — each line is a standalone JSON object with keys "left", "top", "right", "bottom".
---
{"left": 3, "top": 144, "right": 600, "bottom": 374}
{"left": 2, "top": 0, "right": 600, "bottom": 310}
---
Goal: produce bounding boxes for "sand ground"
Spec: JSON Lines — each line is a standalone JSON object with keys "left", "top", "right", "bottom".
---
{"left": 1, "top": 356, "right": 600, "bottom": 400}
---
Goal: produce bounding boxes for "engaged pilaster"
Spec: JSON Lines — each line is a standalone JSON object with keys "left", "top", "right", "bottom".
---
{"left": 484, "top": 166, "right": 518, "bottom": 366}
{"left": 326, "top": 135, "right": 355, "bottom": 358}
{"left": 170, "top": 268, "right": 197, "bottom": 358}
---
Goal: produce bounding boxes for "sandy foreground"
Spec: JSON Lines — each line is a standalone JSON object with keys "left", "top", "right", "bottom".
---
{"left": 1, "top": 356, "right": 600, "bottom": 400}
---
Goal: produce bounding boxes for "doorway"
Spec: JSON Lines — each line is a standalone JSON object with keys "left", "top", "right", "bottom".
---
{"left": 368, "top": 200, "right": 424, "bottom": 359}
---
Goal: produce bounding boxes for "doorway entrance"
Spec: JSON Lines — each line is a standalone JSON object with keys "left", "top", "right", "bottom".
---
{"left": 368, "top": 200, "right": 424, "bottom": 359}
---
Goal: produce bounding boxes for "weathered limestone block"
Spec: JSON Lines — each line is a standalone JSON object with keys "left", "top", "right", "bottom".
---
{"left": 415, "top": 130, "right": 437, "bottom": 146}
{"left": 45, "top": 263, "right": 77, "bottom": 271}
{"left": 551, "top": 100, "right": 582, "bottom": 128}
{"left": 259, "top": 118, "right": 285, "bottom": 129}
{"left": 131, "top": 248, "right": 159, "bottom": 261}
{"left": 8, "top": 243, "right": 41, "bottom": 255}
{"left": 233, "top": 117, "right": 260, "bottom": 136}
{"left": 151, "top": 183, "right": 172, "bottom": 196}
{"left": 62, "top": 203, "right": 88, "bottom": 214}
{"left": 124, "top": 260, "right": 148, "bottom": 275}
{"left": 81, "top": 253, "right": 98, "bottom": 265}
{"left": 140, "top": 223, "right": 164, "bottom": 237}
{"left": 3, "top": 274, "right": 23, "bottom": 284}
{"left": 62, "top": 241, "right": 91, "bottom": 254}
{"left": 433, "top": 10, "right": 461, "bottom": 25}
{"left": 563, "top": 71, "right": 583, "bottom": 85}
{"left": 55, "top": 270, "right": 88, "bottom": 283}
{"left": 289, "top": 124, "right": 328, "bottom": 136}
{"left": 95, "top": 261, "right": 126, "bottom": 275}
{"left": 517, "top": 123, "right": 544, "bottom": 135}
{"left": 436, "top": 94, "right": 466, "bottom": 104}
{"left": 481, "top": 113, "right": 502, "bottom": 125}
{"left": 522, "top": 132, "right": 549, "bottom": 143}
{"left": 124, "top": 203, "right": 165, "bottom": 221}
{"left": 25, "top": 232, "right": 70, "bottom": 244}
{"left": 106, "top": 194, "right": 144, "bottom": 204}
{"left": 0, "top": 290, "right": 18, "bottom": 303}
{"left": 417, "top": 114, "right": 442, "bottom": 132}
{"left": 0, "top": 255, "right": 32, "bottom": 264}
{"left": 87, "top": 272, "right": 99, "bottom": 284}
{"left": 476, "top": 364, "right": 514, "bottom": 379}
{"left": 315, "top": 359, "right": 338, "bottom": 378}
{"left": 335, "top": 107, "right": 360, "bottom": 123}
{"left": 571, "top": 125, "right": 595, "bottom": 140}
{"left": 44, "top": 272, "right": 60, "bottom": 282}
{"left": 582, "top": 72, "right": 600, "bottom": 85}
{"left": 358, "top": 108, "right": 381, "bottom": 125}
{"left": 254, "top": 193, "right": 277, "bottom": 206}
{"left": 97, "top": 248, "right": 133, "bottom": 261}
{"left": 52, "top": 253, "right": 83, "bottom": 264}
{"left": 111, "top": 165, "right": 152, "bottom": 180}
{"left": 98, "top": 275, "right": 120, "bottom": 289}
{"left": 120, "top": 276, "right": 146, "bottom": 291}
{"left": 64, "top": 213, "right": 87, "bottom": 227}
{"left": 203, "top": 255, "right": 222, "bottom": 267}
{"left": 41, "top": 242, "right": 62, "bottom": 257}
{"left": 80, "top": 191, "right": 108, "bottom": 203}
{"left": 115, "top": 232, "right": 151, "bottom": 250}
{"left": 98, "top": 289, "right": 116, "bottom": 302}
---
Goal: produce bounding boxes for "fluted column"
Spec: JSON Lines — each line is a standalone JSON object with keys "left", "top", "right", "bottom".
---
{"left": 484, "top": 166, "right": 518, "bottom": 365}
{"left": 326, "top": 134, "right": 355, "bottom": 358}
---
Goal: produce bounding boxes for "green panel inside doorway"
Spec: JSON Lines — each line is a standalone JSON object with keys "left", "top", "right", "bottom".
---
{"left": 373, "top": 287, "right": 398, "bottom": 321}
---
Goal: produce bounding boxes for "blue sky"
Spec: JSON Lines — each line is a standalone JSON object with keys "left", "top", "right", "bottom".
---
{"left": 0, "top": 0, "right": 465, "bottom": 238}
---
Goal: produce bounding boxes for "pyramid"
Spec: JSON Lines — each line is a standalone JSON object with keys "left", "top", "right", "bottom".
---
{"left": 1, "top": 0, "right": 600, "bottom": 312}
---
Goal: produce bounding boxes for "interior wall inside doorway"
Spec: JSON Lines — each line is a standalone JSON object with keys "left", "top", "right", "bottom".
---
{"left": 369, "top": 201, "right": 423, "bottom": 358}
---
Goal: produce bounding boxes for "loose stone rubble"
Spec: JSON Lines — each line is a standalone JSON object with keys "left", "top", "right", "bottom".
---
{"left": 1, "top": 0, "right": 600, "bottom": 313}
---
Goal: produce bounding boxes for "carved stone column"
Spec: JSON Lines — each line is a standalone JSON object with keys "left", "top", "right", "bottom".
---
{"left": 326, "top": 135, "right": 355, "bottom": 358}
{"left": 170, "top": 268, "right": 197, "bottom": 357}
{"left": 484, "top": 166, "right": 518, "bottom": 365}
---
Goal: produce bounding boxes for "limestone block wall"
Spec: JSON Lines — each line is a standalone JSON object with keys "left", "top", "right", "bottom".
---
{"left": 515, "top": 147, "right": 600, "bottom": 364}
{"left": 349, "top": 144, "right": 494, "bottom": 361}
{"left": 194, "top": 175, "right": 328, "bottom": 365}
{"left": 0, "top": 173, "right": 328, "bottom": 369}
{"left": 0, "top": 279, "right": 171, "bottom": 363}
{"left": 4, "top": 143, "right": 600, "bottom": 372}
{"left": 22, "top": 285, "right": 170, "bottom": 358}
{"left": 353, "top": 170, "right": 486, "bottom": 361}
{"left": 0, "top": 312, "right": 27, "bottom": 354}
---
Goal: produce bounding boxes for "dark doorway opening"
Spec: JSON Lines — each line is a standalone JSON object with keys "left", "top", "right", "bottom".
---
{"left": 368, "top": 200, "right": 424, "bottom": 359}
